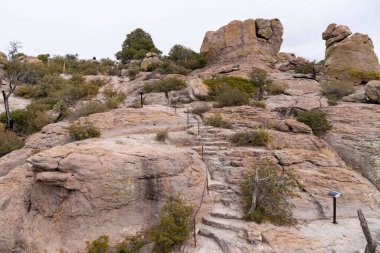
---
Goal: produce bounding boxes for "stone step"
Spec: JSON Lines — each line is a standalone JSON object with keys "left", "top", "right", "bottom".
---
{"left": 210, "top": 204, "right": 244, "bottom": 220}
{"left": 202, "top": 141, "right": 230, "bottom": 147}
{"left": 201, "top": 215, "right": 247, "bottom": 233}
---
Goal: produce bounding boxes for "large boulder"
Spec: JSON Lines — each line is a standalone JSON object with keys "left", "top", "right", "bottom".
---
{"left": 0, "top": 51, "right": 7, "bottom": 65}
{"left": 323, "top": 24, "right": 380, "bottom": 84}
{"left": 0, "top": 138, "right": 205, "bottom": 252}
{"left": 140, "top": 52, "right": 162, "bottom": 71}
{"left": 199, "top": 18, "right": 283, "bottom": 77}
{"left": 365, "top": 80, "right": 380, "bottom": 103}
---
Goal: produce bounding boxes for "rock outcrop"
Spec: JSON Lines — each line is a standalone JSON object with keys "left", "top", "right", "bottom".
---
{"left": 365, "top": 80, "right": 380, "bottom": 103}
{"left": 140, "top": 52, "right": 162, "bottom": 71}
{"left": 198, "top": 18, "right": 283, "bottom": 77}
{"left": 323, "top": 23, "right": 380, "bottom": 84}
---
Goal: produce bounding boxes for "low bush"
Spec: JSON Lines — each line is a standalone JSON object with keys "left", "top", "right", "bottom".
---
{"left": 348, "top": 68, "right": 380, "bottom": 82}
{"left": 103, "top": 88, "right": 127, "bottom": 109}
{"left": 86, "top": 235, "right": 110, "bottom": 253}
{"left": 205, "top": 114, "right": 232, "bottom": 129}
{"left": 295, "top": 63, "right": 314, "bottom": 74}
{"left": 150, "top": 198, "right": 193, "bottom": 253}
{"left": 240, "top": 163, "right": 298, "bottom": 225}
{"left": 168, "top": 44, "right": 206, "bottom": 70}
{"left": 116, "top": 236, "right": 145, "bottom": 253}
{"left": 264, "top": 83, "right": 285, "bottom": 95}
{"left": 0, "top": 126, "right": 24, "bottom": 157}
{"left": 204, "top": 76, "right": 256, "bottom": 98}
{"left": 68, "top": 102, "right": 108, "bottom": 120}
{"left": 253, "top": 101, "right": 266, "bottom": 109}
{"left": 156, "top": 130, "right": 168, "bottom": 142}
{"left": 229, "top": 130, "right": 270, "bottom": 146}
{"left": 68, "top": 121, "right": 101, "bottom": 141}
{"left": 215, "top": 88, "right": 249, "bottom": 107}
{"left": 128, "top": 68, "right": 140, "bottom": 80}
{"left": 143, "top": 76, "right": 186, "bottom": 96}
{"left": 153, "top": 61, "right": 191, "bottom": 76}
{"left": 191, "top": 104, "right": 211, "bottom": 115}
{"left": 322, "top": 81, "right": 354, "bottom": 105}
{"left": 296, "top": 110, "right": 332, "bottom": 136}
{"left": 14, "top": 84, "right": 37, "bottom": 98}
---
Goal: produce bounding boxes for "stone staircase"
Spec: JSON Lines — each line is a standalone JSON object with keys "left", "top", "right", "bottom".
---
{"left": 181, "top": 114, "right": 269, "bottom": 253}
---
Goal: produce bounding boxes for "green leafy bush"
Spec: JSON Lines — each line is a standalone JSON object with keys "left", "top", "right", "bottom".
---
{"left": 204, "top": 76, "right": 256, "bottom": 98}
{"left": 68, "top": 121, "right": 101, "bottom": 141}
{"left": 156, "top": 130, "right": 168, "bottom": 142}
{"left": 249, "top": 67, "right": 272, "bottom": 100}
{"left": 264, "top": 83, "right": 285, "bottom": 95}
{"left": 0, "top": 126, "right": 24, "bottom": 157}
{"left": 150, "top": 198, "right": 193, "bottom": 253}
{"left": 229, "top": 130, "right": 270, "bottom": 146}
{"left": 116, "top": 236, "right": 145, "bottom": 253}
{"left": 116, "top": 28, "right": 161, "bottom": 63}
{"left": 215, "top": 88, "right": 249, "bottom": 107}
{"left": 143, "top": 76, "right": 186, "bottom": 96}
{"left": 295, "top": 63, "right": 314, "bottom": 74}
{"left": 86, "top": 235, "right": 110, "bottom": 253}
{"left": 205, "top": 114, "right": 232, "bottom": 129}
{"left": 153, "top": 60, "right": 190, "bottom": 75}
{"left": 103, "top": 88, "right": 127, "bottom": 109}
{"left": 14, "top": 84, "right": 37, "bottom": 98}
{"left": 322, "top": 81, "right": 354, "bottom": 105}
{"left": 253, "top": 101, "right": 266, "bottom": 109}
{"left": 128, "top": 68, "right": 140, "bottom": 80}
{"left": 296, "top": 110, "right": 332, "bottom": 136}
{"left": 168, "top": 44, "right": 206, "bottom": 70}
{"left": 240, "top": 163, "right": 298, "bottom": 225}
{"left": 348, "top": 68, "right": 380, "bottom": 82}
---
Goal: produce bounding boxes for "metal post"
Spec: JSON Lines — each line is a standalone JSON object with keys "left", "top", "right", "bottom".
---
{"left": 333, "top": 197, "right": 337, "bottom": 224}
{"left": 193, "top": 217, "right": 197, "bottom": 247}
{"left": 139, "top": 92, "right": 144, "bottom": 108}
{"left": 197, "top": 120, "right": 200, "bottom": 136}
{"left": 201, "top": 144, "right": 204, "bottom": 161}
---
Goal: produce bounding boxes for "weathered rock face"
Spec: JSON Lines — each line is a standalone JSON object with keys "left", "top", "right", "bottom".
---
{"left": 323, "top": 24, "right": 380, "bottom": 84}
{"left": 140, "top": 52, "right": 162, "bottom": 71}
{"left": 324, "top": 103, "right": 380, "bottom": 190}
{"left": 0, "top": 138, "right": 205, "bottom": 252}
{"left": 365, "top": 80, "right": 380, "bottom": 103}
{"left": 277, "top": 52, "right": 309, "bottom": 72}
{"left": 199, "top": 18, "right": 283, "bottom": 77}
{"left": 0, "top": 51, "right": 7, "bottom": 65}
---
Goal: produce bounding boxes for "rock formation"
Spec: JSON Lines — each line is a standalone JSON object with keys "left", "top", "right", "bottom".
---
{"left": 365, "top": 80, "right": 380, "bottom": 103}
{"left": 198, "top": 18, "right": 283, "bottom": 77}
{"left": 322, "top": 23, "right": 380, "bottom": 84}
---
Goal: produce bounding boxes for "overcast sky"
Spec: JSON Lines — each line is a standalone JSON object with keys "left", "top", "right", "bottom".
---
{"left": 0, "top": 0, "right": 379, "bottom": 61}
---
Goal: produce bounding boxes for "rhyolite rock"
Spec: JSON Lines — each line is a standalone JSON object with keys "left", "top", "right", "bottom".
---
{"left": 323, "top": 24, "right": 380, "bottom": 84}
{"left": 199, "top": 18, "right": 283, "bottom": 77}
{"left": 365, "top": 80, "right": 380, "bottom": 103}
{"left": 141, "top": 52, "right": 162, "bottom": 71}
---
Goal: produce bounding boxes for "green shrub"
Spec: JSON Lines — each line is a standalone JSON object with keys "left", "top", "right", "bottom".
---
{"left": 116, "top": 28, "right": 161, "bottom": 63}
{"left": 264, "top": 83, "right": 285, "bottom": 95}
{"left": 150, "top": 198, "right": 193, "bottom": 253}
{"left": 0, "top": 104, "right": 54, "bottom": 135}
{"left": 204, "top": 76, "right": 256, "bottom": 98}
{"left": 249, "top": 67, "right": 272, "bottom": 100}
{"left": 68, "top": 121, "right": 101, "bottom": 141}
{"left": 240, "top": 163, "right": 298, "bottom": 225}
{"left": 322, "top": 81, "right": 354, "bottom": 105}
{"left": 229, "top": 130, "right": 270, "bottom": 146}
{"left": 116, "top": 236, "right": 145, "bottom": 253}
{"left": 168, "top": 44, "right": 206, "bottom": 70}
{"left": 215, "top": 88, "right": 249, "bottom": 107}
{"left": 143, "top": 76, "right": 186, "bottom": 96}
{"left": 205, "top": 114, "right": 232, "bottom": 129}
{"left": 153, "top": 61, "right": 190, "bottom": 75}
{"left": 191, "top": 104, "right": 211, "bottom": 115}
{"left": 68, "top": 102, "right": 108, "bottom": 120}
{"left": 14, "top": 84, "right": 37, "bottom": 98}
{"left": 253, "top": 101, "right": 266, "bottom": 109}
{"left": 348, "top": 68, "right": 380, "bottom": 82}
{"left": 128, "top": 68, "right": 140, "bottom": 80}
{"left": 156, "top": 130, "right": 168, "bottom": 142}
{"left": 0, "top": 126, "right": 24, "bottom": 157}
{"left": 296, "top": 110, "right": 332, "bottom": 136}
{"left": 295, "top": 63, "right": 314, "bottom": 74}
{"left": 104, "top": 88, "right": 127, "bottom": 109}
{"left": 86, "top": 235, "right": 110, "bottom": 253}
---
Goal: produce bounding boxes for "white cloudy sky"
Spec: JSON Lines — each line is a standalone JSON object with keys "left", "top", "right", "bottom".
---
{"left": 0, "top": 0, "right": 379, "bottom": 61}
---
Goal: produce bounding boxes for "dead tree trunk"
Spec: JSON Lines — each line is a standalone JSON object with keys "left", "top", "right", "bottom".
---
{"left": 2, "top": 90, "right": 11, "bottom": 130}
{"left": 357, "top": 209, "right": 377, "bottom": 253}
{"left": 248, "top": 168, "right": 259, "bottom": 214}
